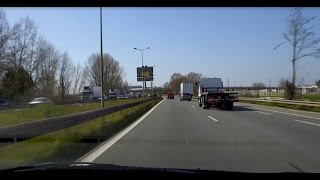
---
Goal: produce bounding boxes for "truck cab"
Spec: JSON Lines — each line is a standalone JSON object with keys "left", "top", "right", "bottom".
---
{"left": 80, "top": 86, "right": 102, "bottom": 101}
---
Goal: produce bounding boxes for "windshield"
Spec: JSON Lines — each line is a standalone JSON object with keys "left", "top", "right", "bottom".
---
{"left": 1, "top": 7, "right": 320, "bottom": 173}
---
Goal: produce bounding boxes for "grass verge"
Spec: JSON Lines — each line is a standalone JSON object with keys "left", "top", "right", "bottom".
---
{"left": 239, "top": 99, "right": 320, "bottom": 113}
{"left": 0, "top": 98, "right": 162, "bottom": 168}
{"left": 296, "top": 94, "right": 320, "bottom": 102}
{"left": 0, "top": 98, "right": 143, "bottom": 127}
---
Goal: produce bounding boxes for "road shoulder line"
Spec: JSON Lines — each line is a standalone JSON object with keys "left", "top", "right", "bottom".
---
{"left": 76, "top": 98, "right": 164, "bottom": 163}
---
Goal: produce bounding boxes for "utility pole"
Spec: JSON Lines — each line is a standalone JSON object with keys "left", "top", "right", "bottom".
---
{"left": 134, "top": 47, "right": 150, "bottom": 98}
{"left": 100, "top": 6, "right": 104, "bottom": 108}
{"left": 227, "top": 78, "right": 229, "bottom": 90}
{"left": 269, "top": 78, "right": 271, "bottom": 95}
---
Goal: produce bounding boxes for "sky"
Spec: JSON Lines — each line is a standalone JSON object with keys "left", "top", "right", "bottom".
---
{"left": 3, "top": 7, "right": 320, "bottom": 87}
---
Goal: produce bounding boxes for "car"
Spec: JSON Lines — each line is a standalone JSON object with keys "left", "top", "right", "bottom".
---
{"left": 98, "top": 95, "right": 108, "bottom": 101}
{"left": 125, "top": 94, "right": 135, "bottom": 98}
{"left": 167, "top": 92, "right": 174, "bottom": 99}
{"left": 117, "top": 95, "right": 129, "bottom": 100}
{"left": 108, "top": 91, "right": 118, "bottom": 99}
{"left": 28, "top": 97, "right": 53, "bottom": 105}
{"left": 0, "top": 99, "right": 10, "bottom": 109}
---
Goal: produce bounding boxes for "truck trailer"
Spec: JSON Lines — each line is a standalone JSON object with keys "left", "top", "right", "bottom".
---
{"left": 180, "top": 82, "right": 193, "bottom": 101}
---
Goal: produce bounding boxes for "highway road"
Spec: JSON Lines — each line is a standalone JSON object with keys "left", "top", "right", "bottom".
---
{"left": 79, "top": 95, "right": 320, "bottom": 173}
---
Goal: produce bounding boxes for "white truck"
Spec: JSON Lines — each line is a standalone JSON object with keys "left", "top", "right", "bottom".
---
{"left": 80, "top": 86, "right": 102, "bottom": 101}
{"left": 180, "top": 82, "right": 193, "bottom": 101}
{"left": 198, "top": 78, "right": 237, "bottom": 110}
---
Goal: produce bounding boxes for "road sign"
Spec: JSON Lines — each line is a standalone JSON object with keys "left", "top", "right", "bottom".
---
{"left": 137, "top": 66, "right": 153, "bottom": 81}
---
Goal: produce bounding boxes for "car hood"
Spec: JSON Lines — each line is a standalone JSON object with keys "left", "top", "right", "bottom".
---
{"left": 0, "top": 162, "right": 282, "bottom": 174}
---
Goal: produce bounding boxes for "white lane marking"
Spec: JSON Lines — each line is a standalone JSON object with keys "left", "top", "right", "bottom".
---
{"left": 293, "top": 119, "right": 320, "bottom": 127}
{"left": 255, "top": 111, "right": 272, "bottom": 115}
{"left": 207, "top": 116, "right": 219, "bottom": 123}
{"left": 77, "top": 98, "right": 164, "bottom": 163}
{"left": 253, "top": 107, "right": 320, "bottom": 121}
{"left": 192, "top": 105, "right": 195, "bottom": 108}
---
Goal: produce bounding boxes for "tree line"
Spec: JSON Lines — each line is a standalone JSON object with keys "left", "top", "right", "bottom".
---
{"left": 163, "top": 72, "right": 203, "bottom": 89}
{"left": 0, "top": 9, "right": 126, "bottom": 103}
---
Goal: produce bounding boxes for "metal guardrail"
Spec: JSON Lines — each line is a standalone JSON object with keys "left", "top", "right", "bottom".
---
{"left": 0, "top": 97, "right": 162, "bottom": 147}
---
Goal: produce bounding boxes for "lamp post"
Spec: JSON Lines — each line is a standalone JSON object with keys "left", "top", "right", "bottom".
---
{"left": 100, "top": 6, "right": 104, "bottom": 108}
{"left": 134, "top": 47, "right": 150, "bottom": 98}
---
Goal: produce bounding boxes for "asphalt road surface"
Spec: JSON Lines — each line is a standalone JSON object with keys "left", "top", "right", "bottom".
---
{"left": 81, "top": 95, "right": 320, "bottom": 173}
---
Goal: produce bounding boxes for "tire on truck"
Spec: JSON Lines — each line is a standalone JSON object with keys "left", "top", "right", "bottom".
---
{"left": 199, "top": 97, "right": 202, "bottom": 107}
{"left": 226, "top": 101, "right": 233, "bottom": 110}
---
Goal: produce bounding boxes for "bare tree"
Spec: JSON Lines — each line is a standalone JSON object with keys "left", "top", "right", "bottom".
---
{"left": 186, "top": 72, "right": 202, "bottom": 83}
{"left": 169, "top": 73, "right": 186, "bottom": 90}
{"left": 36, "top": 38, "right": 61, "bottom": 97}
{"left": 278, "top": 78, "right": 288, "bottom": 88}
{"left": 122, "top": 80, "right": 129, "bottom": 89}
{"left": 274, "top": 8, "right": 320, "bottom": 99}
{"left": 58, "top": 52, "right": 74, "bottom": 99}
{"left": 0, "top": 9, "right": 11, "bottom": 76}
{"left": 163, "top": 82, "right": 169, "bottom": 88}
{"left": 85, "top": 52, "right": 125, "bottom": 95}
{"left": 316, "top": 79, "right": 320, "bottom": 87}
{"left": 71, "top": 63, "right": 83, "bottom": 95}
{"left": 6, "top": 16, "right": 38, "bottom": 70}
{"left": 252, "top": 82, "right": 266, "bottom": 90}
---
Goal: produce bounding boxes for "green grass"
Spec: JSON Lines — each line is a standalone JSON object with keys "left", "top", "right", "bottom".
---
{"left": 260, "top": 95, "right": 284, "bottom": 98}
{"left": 0, "top": 98, "right": 161, "bottom": 167}
{"left": 296, "top": 94, "right": 320, "bottom": 102}
{"left": 239, "top": 99, "right": 320, "bottom": 113}
{"left": 0, "top": 98, "right": 143, "bottom": 127}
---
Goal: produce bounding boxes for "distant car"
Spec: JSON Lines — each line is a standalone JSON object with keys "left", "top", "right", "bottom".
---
{"left": 98, "top": 95, "right": 108, "bottom": 101}
{"left": 167, "top": 92, "right": 174, "bottom": 99}
{"left": 28, "top": 97, "right": 53, "bottom": 105}
{"left": 108, "top": 92, "right": 117, "bottom": 99}
{"left": 117, "top": 95, "right": 129, "bottom": 100}
{"left": 125, "top": 94, "right": 135, "bottom": 98}
{"left": 0, "top": 99, "right": 10, "bottom": 108}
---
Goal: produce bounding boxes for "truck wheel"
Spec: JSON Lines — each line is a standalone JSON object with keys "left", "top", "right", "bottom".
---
{"left": 227, "top": 103, "right": 233, "bottom": 110}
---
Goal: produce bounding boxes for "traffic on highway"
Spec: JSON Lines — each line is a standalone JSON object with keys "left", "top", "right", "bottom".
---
{"left": 1, "top": 6, "right": 320, "bottom": 176}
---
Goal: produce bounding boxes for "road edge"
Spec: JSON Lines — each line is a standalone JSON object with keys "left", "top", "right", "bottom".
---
{"left": 76, "top": 98, "right": 164, "bottom": 163}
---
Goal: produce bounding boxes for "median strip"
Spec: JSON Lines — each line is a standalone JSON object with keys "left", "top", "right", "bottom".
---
{"left": 0, "top": 98, "right": 159, "bottom": 146}
{"left": 0, "top": 98, "right": 163, "bottom": 167}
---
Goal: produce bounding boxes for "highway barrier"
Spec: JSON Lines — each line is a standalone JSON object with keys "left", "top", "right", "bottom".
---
{"left": 0, "top": 97, "right": 162, "bottom": 147}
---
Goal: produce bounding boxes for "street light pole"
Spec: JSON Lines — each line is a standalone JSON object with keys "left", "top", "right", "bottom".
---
{"left": 134, "top": 47, "right": 150, "bottom": 98}
{"left": 141, "top": 51, "right": 144, "bottom": 98}
{"left": 100, "top": 7, "right": 104, "bottom": 108}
